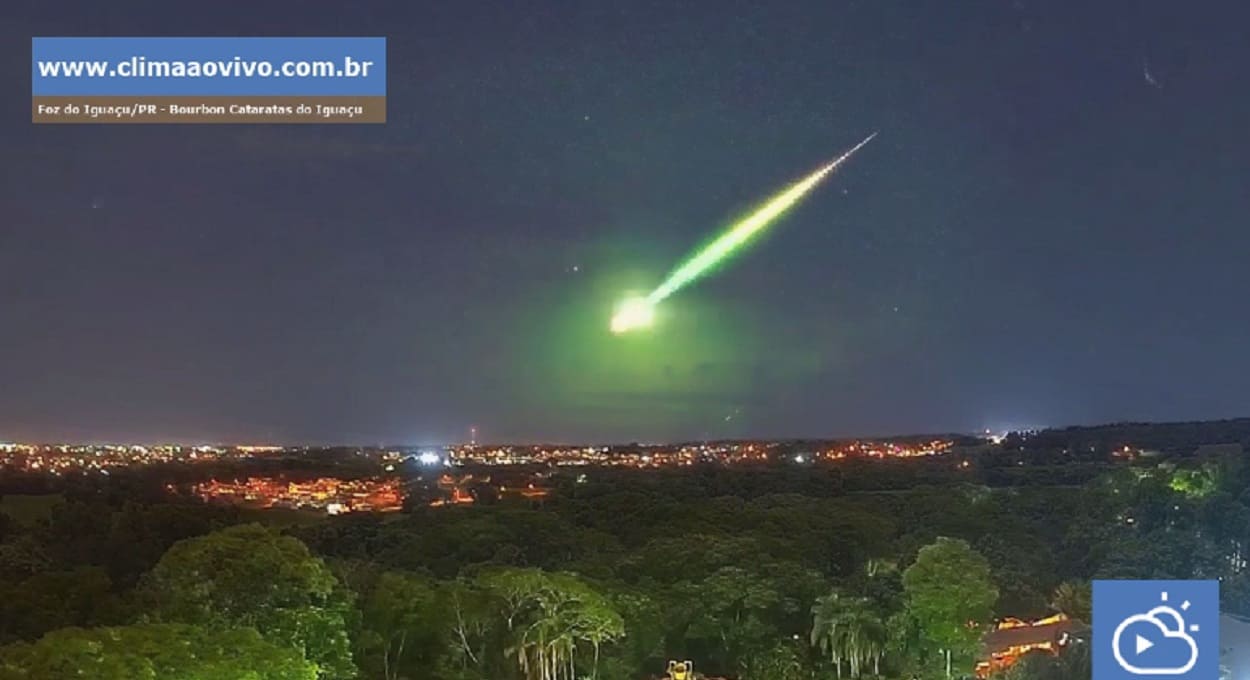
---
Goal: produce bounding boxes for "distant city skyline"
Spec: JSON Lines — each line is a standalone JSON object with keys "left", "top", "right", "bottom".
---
{"left": 8, "top": 414, "right": 1246, "bottom": 449}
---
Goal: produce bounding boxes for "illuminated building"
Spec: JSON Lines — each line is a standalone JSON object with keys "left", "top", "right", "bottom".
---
{"left": 975, "top": 614, "right": 1083, "bottom": 678}
{"left": 429, "top": 487, "right": 475, "bottom": 507}
{"left": 195, "top": 477, "right": 403, "bottom": 514}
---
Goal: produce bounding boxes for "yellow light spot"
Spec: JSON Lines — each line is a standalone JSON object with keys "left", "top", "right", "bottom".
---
{"left": 610, "top": 297, "right": 655, "bottom": 334}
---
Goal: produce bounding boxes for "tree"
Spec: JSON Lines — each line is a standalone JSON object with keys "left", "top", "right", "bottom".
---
{"left": 884, "top": 610, "right": 926, "bottom": 678}
{"left": 138, "top": 524, "right": 356, "bottom": 679}
{"left": 598, "top": 586, "right": 665, "bottom": 680}
{"left": 975, "top": 534, "right": 1054, "bottom": 619}
{"left": 680, "top": 562, "right": 795, "bottom": 675}
{"left": 0, "top": 536, "right": 50, "bottom": 582}
{"left": 39, "top": 500, "right": 115, "bottom": 567}
{"left": 0, "top": 623, "right": 317, "bottom": 680}
{"left": 437, "top": 578, "right": 497, "bottom": 680}
{"left": 472, "top": 568, "right": 624, "bottom": 680}
{"left": 1222, "top": 573, "right": 1250, "bottom": 617}
{"left": 0, "top": 566, "right": 124, "bottom": 643}
{"left": 811, "top": 591, "right": 886, "bottom": 678}
{"left": 358, "top": 571, "right": 443, "bottom": 680}
{"left": 1049, "top": 581, "right": 1091, "bottom": 624}
{"left": 902, "top": 537, "right": 998, "bottom": 678}
{"left": 742, "top": 640, "right": 809, "bottom": 680}
{"left": 105, "top": 501, "right": 239, "bottom": 586}
{"left": 1198, "top": 493, "right": 1250, "bottom": 580}
{"left": 1170, "top": 464, "right": 1221, "bottom": 499}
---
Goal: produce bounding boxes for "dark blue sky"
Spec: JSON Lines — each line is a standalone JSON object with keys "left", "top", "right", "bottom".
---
{"left": 3, "top": 0, "right": 1248, "bottom": 444}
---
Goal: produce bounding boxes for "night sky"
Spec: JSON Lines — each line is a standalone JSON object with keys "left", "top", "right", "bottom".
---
{"left": 3, "top": 1, "right": 1249, "bottom": 445}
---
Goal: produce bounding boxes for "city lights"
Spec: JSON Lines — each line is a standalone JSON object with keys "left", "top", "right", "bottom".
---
{"left": 195, "top": 477, "right": 403, "bottom": 514}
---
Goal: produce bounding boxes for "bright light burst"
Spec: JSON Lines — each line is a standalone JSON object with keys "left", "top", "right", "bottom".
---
{"left": 610, "top": 296, "right": 656, "bottom": 334}
{"left": 611, "top": 132, "right": 877, "bottom": 333}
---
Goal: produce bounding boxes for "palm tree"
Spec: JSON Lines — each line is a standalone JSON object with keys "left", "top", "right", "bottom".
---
{"left": 812, "top": 591, "right": 849, "bottom": 677}
{"left": 812, "top": 591, "right": 887, "bottom": 678}
{"left": 495, "top": 571, "right": 624, "bottom": 680}
{"left": 513, "top": 613, "right": 576, "bottom": 680}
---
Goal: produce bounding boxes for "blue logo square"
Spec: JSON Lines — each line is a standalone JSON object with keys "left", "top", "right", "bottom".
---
{"left": 1093, "top": 580, "right": 1219, "bottom": 679}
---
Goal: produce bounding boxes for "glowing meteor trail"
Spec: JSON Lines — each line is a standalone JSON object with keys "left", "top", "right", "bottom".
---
{"left": 611, "top": 132, "right": 877, "bottom": 333}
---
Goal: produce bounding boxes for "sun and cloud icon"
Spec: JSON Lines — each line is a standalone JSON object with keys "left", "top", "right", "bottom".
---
{"left": 1111, "top": 592, "right": 1200, "bottom": 674}
{"left": 1094, "top": 580, "right": 1218, "bottom": 680}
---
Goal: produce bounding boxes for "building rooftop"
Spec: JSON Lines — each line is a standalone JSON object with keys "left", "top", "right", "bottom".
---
{"left": 981, "top": 615, "right": 1078, "bottom": 654}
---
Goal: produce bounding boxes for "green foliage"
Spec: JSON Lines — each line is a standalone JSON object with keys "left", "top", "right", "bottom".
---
{"left": 0, "top": 623, "right": 317, "bottom": 680}
{"left": 741, "top": 640, "right": 809, "bottom": 680}
{"left": 1095, "top": 529, "right": 1220, "bottom": 580}
{"left": 356, "top": 570, "right": 444, "bottom": 680}
{"left": 436, "top": 577, "right": 498, "bottom": 679}
{"left": 38, "top": 500, "right": 115, "bottom": 567}
{"left": 903, "top": 537, "right": 998, "bottom": 678}
{"left": 0, "top": 494, "right": 65, "bottom": 527}
{"left": 884, "top": 610, "right": 926, "bottom": 677}
{"left": 975, "top": 533, "right": 1052, "bottom": 619}
{"left": 105, "top": 501, "right": 241, "bottom": 585}
{"left": 0, "top": 566, "right": 125, "bottom": 643}
{"left": 0, "top": 535, "right": 51, "bottom": 582}
{"left": 433, "top": 567, "right": 625, "bottom": 680}
{"left": 8, "top": 434, "right": 1250, "bottom": 680}
{"left": 674, "top": 562, "right": 824, "bottom": 675}
{"left": 32, "top": 499, "right": 240, "bottom": 586}
{"left": 598, "top": 585, "right": 665, "bottom": 679}
{"left": 1221, "top": 574, "right": 1250, "bottom": 617}
{"left": 139, "top": 524, "right": 356, "bottom": 679}
{"left": 1169, "top": 464, "right": 1220, "bottom": 499}
{"left": 1049, "top": 581, "right": 1091, "bottom": 624}
{"left": 304, "top": 507, "right": 625, "bottom": 579}
{"left": 810, "top": 590, "right": 886, "bottom": 678}
{"left": 484, "top": 568, "right": 625, "bottom": 680}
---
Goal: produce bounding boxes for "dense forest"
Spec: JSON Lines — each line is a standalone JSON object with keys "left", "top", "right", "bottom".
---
{"left": 1, "top": 435, "right": 1248, "bottom": 679}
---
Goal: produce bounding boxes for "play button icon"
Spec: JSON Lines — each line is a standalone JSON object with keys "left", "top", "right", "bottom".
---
{"left": 1096, "top": 580, "right": 1218, "bottom": 678}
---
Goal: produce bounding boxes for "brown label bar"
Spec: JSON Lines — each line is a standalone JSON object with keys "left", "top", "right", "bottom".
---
{"left": 32, "top": 96, "right": 385, "bottom": 124}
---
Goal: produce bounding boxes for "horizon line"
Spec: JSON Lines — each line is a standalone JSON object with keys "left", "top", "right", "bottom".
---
{"left": 4, "top": 413, "right": 1249, "bottom": 449}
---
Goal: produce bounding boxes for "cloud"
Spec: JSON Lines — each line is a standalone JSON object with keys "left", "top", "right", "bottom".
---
{"left": 1112, "top": 606, "right": 1199, "bottom": 675}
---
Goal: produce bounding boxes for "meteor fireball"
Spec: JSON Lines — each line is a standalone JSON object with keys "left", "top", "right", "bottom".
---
{"left": 611, "top": 132, "right": 877, "bottom": 334}
{"left": 610, "top": 296, "right": 655, "bottom": 334}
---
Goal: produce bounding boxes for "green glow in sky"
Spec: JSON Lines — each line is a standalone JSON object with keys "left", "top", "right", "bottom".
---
{"left": 610, "top": 296, "right": 655, "bottom": 334}
{"left": 499, "top": 235, "right": 836, "bottom": 441}
{"left": 611, "top": 132, "right": 876, "bottom": 334}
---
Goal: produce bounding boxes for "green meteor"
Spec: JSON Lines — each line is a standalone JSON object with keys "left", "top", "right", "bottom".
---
{"left": 611, "top": 132, "right": 877, "bottom": 334}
